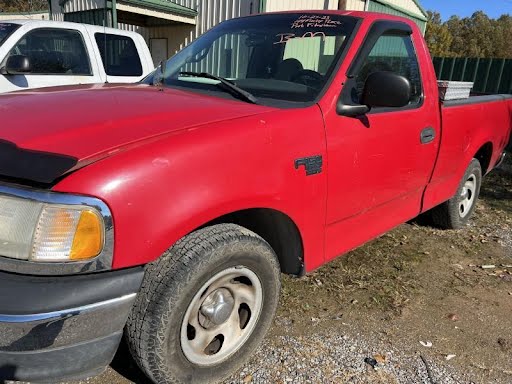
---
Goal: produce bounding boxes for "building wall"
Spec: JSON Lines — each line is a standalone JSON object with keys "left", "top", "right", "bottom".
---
{"left": 366, "top": 0, "right": 426, "bottom": 33}
{"left": 63, "top": 0, "right": 106, "bottom": 13}
{"left": 119, "top": 0, "right": 259, "bottom": 65}
{"left": 0, "top": 11, "right": 50, "bottom": 21}
{"left": 263, "top": 0, "right": 426, "bottom": 26}
{"left": 49, "top": 0, "right": 426, "bottom": 66}
{"left": 345, "top": 0, "right": 365, "bottom": 11}
{"left": 385, "top": 0, "right": 424, "bottom": 18}
{"left": 264, "top": 0, "right": 338, "bottom": 12}
{"left": 50, "top": 0, "right": 259, "bottom": 65}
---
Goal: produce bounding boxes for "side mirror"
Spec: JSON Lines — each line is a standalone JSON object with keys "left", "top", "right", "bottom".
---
{"left": 2, "top": 55, "right": 31, "bottom": 75}
{"left": 362, "top": 71, "right": 411, "bottom": 108}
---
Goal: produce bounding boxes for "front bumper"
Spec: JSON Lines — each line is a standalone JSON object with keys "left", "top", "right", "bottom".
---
{"left": 0, "top": 267, "right": 144, "bottom": 382}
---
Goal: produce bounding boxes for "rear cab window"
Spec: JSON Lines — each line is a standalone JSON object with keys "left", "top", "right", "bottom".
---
{"left": 95, "top": 33, "right": 143, "bottom": 77}
{"left": 5, "top": 28, "right": 92, "bottom": 75}
{"left": 0, "top": 23, "right": 20, "bottom": 47}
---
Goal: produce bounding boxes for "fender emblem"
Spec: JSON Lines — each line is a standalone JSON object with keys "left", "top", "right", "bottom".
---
{"left": 294, "top": 155, "right": 323, "bottom": 176}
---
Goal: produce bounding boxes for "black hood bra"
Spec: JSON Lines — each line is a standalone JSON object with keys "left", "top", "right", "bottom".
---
{"left": 0, "top": 140, "right": 78, "bottom": 184}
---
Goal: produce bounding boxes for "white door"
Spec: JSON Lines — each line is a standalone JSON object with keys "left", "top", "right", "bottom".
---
{"left": 0, "top": 27, "right": 98, "bottom": 92}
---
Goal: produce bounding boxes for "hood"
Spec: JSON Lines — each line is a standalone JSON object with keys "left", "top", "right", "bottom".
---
{"left": 0, "top": 84, "right": 272, "bottom": 183}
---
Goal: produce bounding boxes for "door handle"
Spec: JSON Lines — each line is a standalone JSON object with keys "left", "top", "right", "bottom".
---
{"left": 420, "top": 127, "right": 436, "bottom": 144}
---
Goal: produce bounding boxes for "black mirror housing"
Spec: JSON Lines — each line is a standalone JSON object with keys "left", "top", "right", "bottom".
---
{"left": 336, "top": 103, "right": 370, "bottom": 117}
{"left": 362, "top": 71, "right": 411, "bottom": 108}
{"left": 4, "top": 55, "right": 31, "bottom": 75}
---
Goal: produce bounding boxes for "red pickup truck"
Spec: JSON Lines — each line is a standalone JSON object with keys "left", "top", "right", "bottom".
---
{"left": 0, "top": 11, "right": 510, "bottom": 384}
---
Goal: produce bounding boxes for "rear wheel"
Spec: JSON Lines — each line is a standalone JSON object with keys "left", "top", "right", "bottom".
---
{"left": 126, "top": 224, "right": 281, "bottom": 384}
{"left": 431, "top": 158, "right": 482, "bottom": 229}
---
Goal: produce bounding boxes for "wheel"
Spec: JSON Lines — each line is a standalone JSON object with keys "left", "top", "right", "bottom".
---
{"left": 126, "top": 224, "right": 281, "bottom": 384}
{"left": 431, "top": 158, "right": 482, "bottom": 229}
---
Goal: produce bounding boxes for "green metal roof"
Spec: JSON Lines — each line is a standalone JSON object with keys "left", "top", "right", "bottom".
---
{"left": 120, "top": 0, "right": 197, "bottom": 17}
{"left": 59, "top": 0, "right": 197, "bottom": 18}
{"left": 411, "top": 0, "right": 428, "bottom": 18}
{"left": 370, "top": 0, "right": 427, "bottom": 22}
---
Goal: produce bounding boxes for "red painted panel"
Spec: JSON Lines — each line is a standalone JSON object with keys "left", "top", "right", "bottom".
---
{"left": 54, "top": 106, "right": 328, "bottom": 271}
{"left": 319, "top": 17, "right": 440, "bottom": 261}
{"left": 423, "top": 98, "right": 512, "bottom": 211}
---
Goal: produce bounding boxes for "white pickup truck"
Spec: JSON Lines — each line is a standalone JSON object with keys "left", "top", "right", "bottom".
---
{"left": 0, "top": 20, "right": 154, "bottom": 93}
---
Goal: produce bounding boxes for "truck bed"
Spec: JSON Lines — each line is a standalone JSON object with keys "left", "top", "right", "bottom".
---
{"left": 422, "top": 93, "right": 512, "bottom": 212}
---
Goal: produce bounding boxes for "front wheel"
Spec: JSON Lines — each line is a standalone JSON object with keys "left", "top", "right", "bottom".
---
{"left": 431, "top": 158, "right": 482, "bottom": 229}
{"left": 126, "top": 224, "right": 281, "bottom": 384}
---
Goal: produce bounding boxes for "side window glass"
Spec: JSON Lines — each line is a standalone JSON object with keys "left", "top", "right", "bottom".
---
{"left": 356, "top": 34, "right": 422, "bottom": 105}
{"left": 8, "top": 28, "right": 91, "bottom": 75}
{"left": 95, "top": 33, "right": 143, "bottom": 77}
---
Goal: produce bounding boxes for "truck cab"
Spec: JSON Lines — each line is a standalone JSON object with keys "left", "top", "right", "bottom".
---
{"left": 0, "top": 20, "right": 154, "bottom": 93}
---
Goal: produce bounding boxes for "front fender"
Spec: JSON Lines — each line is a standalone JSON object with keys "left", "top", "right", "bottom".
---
{"left": 53, "top": 107, "right": 328, "bottom": 271}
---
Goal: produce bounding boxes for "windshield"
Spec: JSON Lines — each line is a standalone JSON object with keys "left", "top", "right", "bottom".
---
{"left": 144, "top": 13, "right": 358, "bottom": 103}
{"left": 0, "top": 23, "right": 20, "bottom": 47}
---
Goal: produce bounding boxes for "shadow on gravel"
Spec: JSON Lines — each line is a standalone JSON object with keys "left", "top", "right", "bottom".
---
{"left": 407, "top": 212, "right": 436, "bottom": 228}
{"left": 480, "top": 151, "right": 512, "bottom": 214}
{"left": 110, "top": 339, "right": 152, "bottom": 384}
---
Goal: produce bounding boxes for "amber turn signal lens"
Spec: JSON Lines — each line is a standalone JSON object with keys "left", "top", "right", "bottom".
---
{"left": 70, "top": 210, "right": 104, "bottom": 260}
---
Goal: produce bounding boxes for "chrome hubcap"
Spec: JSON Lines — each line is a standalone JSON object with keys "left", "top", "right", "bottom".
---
{"left": 459, "top": 174, "right": 476, "bottom": 218}
{"left": 199, "top": 288, "right": 234, "bottom": 328}
{"left": 180, "top": 266, "right": 263, "bottom": 366}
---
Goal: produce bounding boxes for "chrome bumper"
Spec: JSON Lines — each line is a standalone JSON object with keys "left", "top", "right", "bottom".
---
{"left": 0, "top": 267, "right": 143, "bottom": 382}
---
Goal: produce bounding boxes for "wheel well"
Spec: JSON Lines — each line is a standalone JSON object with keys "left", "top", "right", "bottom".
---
{"left": 474, "top": 142, "right": 493, "bottom": 174}
{"left": 206, "top": 209, "right": 304, "bottom": 276}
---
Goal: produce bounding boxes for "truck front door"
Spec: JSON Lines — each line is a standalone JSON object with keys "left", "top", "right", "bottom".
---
{"left": 322, "top": 21, "right": 440, "bottom": 260}
{"left": 0, "top": 26, "right": 97, "bottom": 92}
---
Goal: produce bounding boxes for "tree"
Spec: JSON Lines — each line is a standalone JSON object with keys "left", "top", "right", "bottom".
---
{"left": 425, "top": 11, "right": 453, "bottom": 56}
{"left": 426, "top": 10, "right": 512, "bottom": 59}
{"left": 445, "top": 16, "right": 464, "bottom": 56}
{"left": 0, "top": 0, "right": 48, "bottom": 12}
{"left": 464, "top": 11, "right": 494, "bottom": 57}
{"left": 494, "top": 15, "right": 512, "bottom": 58}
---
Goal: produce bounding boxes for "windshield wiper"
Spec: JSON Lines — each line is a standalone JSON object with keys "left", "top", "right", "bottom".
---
{"left": 179, "top": 71, "right": 258, "bottom": 104}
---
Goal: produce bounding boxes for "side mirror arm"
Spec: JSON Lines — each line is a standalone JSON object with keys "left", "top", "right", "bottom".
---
{"left": 336, "top": 101, "right": 370, "bottom": 117}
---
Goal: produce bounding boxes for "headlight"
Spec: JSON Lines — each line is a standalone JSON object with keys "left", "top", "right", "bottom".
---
{"left": 0, "top": 195, "right": 104, "bottom": 262}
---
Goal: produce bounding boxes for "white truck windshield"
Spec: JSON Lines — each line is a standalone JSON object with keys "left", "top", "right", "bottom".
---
{"left": 0, "top": 23, "right": 20, "bottom": 47}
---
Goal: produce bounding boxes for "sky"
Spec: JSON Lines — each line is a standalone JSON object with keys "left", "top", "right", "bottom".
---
{"left": 420, "top": 0, "right": 512, "bottom": 20}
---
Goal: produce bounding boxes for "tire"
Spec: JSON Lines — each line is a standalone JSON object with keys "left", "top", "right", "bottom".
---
{"left": 431, "top": 158, "right": 482, "bottom": 229}
{"left": 126, "top": 224, "right": 281, "bottom": 384}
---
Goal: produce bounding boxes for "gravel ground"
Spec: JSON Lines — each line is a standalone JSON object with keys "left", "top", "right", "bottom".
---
{"left": 226, "top": 330, "right": 466, "bottom": 384}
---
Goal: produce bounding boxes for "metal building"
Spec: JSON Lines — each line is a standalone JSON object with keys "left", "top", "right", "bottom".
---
{"left": 263, "top": 0, "right": 427, "bottom": 32}
{"left": 47, "top": 0, "right": 426, "bottom": 65}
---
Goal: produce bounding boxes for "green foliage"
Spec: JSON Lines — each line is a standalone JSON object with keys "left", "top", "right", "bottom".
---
{"left": 425, "top": 11, "right": 453, "bottom": 57}
{"left": 426, "top": 10, "right": 512, "bottom": 58}
{"left": 0, "top": 0, "right": 48, "bottom": 12}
